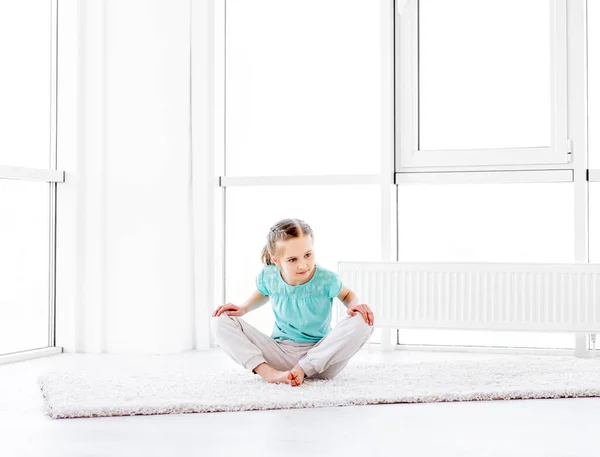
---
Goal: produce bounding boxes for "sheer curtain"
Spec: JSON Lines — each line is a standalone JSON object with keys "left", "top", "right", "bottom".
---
{"left": 57, "top": 0, "right": 201, "bottom": 354}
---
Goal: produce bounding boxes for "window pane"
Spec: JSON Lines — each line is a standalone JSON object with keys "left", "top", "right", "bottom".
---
{"left": 225, "top": 185, "right": 381, "bottom": 336}
{"left": 398, "top": 183, "right": 574, "bottom": 263}
{"left": 397, "top": 182, "right": 574, "bottom": 350}
{"left": 589, "top": 0, "right": 600, "bottom": 169}
{"left": 0, "top": 180, "right": 50, "bottom": 354}
{"left": 590, "top": 184, "right": 600, "bottom": 263}
{"left": 0, "top": 1, "right": 52, "bottom": 168}
{"left": 419, "top": 0, "right": 551, "bottom": 151}
{"left": 226, "top": 0, "right": 381, "bottom": 176}
{"left": 398, "top": 329, "right": 574, "bottom": 350}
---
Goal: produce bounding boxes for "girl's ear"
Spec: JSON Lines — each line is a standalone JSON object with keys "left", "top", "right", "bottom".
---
{"left": 270, "top": 254, "right": 279, "bottom": 265}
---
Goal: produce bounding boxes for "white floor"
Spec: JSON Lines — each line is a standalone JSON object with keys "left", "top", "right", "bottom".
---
{"left": 1, "top": 347, "right": 599, "bottom": 457}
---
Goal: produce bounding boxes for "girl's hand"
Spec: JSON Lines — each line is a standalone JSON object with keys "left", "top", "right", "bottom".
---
{"left": 212, "top": 303, "right": 246, "bottom": 317}
{"left": 347, "top": 304, "right": 374, "bottom": 326}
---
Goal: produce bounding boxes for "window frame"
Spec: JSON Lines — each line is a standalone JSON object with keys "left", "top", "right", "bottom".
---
{"left": 0, "top": 0, "right": 62, "bottom": 362}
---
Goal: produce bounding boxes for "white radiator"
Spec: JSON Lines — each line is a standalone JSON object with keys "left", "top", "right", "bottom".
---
{"left": 336, "top": 262, "right": 600, "bottom": 335}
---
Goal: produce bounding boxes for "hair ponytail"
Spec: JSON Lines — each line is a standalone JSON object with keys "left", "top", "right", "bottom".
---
{"left": 260, "top": 218, "right": 314, "bottom": 266}
{"left": 261, "top": 245, "right": 273, "bottom": 265}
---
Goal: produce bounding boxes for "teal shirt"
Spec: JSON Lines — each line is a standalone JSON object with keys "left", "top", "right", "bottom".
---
{"left": 256, "top": 264, "right": 343, "bottom": 343}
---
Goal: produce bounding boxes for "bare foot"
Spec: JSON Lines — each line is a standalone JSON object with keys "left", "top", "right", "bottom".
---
{"left": 253, "top": 363, "right": 294, "bottom": 385}
{"left": 288, "top": 365, "right": 305, "bottom": 387}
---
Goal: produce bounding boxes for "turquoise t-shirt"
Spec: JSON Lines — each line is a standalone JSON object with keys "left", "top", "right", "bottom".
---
{"left": 255, "top": 264, "right": 344, "bottom": 343}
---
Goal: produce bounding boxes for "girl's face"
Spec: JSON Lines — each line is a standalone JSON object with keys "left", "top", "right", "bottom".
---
{"left": 271, "top": 235, "right": 315, "bottom": 285}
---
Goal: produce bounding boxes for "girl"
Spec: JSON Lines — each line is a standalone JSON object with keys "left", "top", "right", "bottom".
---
{"left": 211, "top": 218, "right": 375, "bottom": 387}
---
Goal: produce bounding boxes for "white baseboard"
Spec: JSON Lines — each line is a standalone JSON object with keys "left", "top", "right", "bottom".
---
{"left": 0, "top": 347, "right": 63, "bottom": 365}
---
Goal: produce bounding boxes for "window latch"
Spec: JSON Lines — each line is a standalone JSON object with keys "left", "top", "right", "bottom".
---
{"left": 566, "top": 139, "right": 573, "bottom": 162}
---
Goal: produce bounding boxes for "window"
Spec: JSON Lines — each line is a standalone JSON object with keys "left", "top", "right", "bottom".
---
{"left": 590, "top": 184, "right": 600, "bottom": 263}
{"left": 0, "top": 0, "right": 57, "bottom": 356}
{"left": 219, "top": 0, "right": 591, "bottom": 354}
{"left": 589, "top": 0, "right": 600, "bottom": 170}
{"left": 397, "top": 0, "right": 569, "bottom": 168}
{"left": 226, "top": 0, "right": 382, "bottom": 176}
{"left": 0, "top": 181, "right": 50, "bottom": 353}
{"left": 397, "top": 182, "right": 574, "bottom": 263}
{"left": 223, "top": 0, "right": 387, "bottom": 334}
{"left": 0, "top": 1, "right": 52, "bottom": 168}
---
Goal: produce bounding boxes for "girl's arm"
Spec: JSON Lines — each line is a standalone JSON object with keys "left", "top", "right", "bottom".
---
{"left": 240, "top": 289, "right": 270, "bottom": 315}
{"left": 337, "top": 285, "right": 358, "bottom": 308}
{"left": 337, "top": 285, "right": 374, "bottom": 325}
{"left": 213, "top": 290, "right": 269, "bottom": 317}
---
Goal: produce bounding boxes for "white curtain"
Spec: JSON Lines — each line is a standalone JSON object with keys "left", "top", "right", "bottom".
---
{"left": 56, "top": 0, "right": 213, "bottom": 354}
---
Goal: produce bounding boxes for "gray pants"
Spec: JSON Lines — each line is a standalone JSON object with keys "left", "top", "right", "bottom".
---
{"left": 210, "top": 313, "right": 374, "bottom": 379}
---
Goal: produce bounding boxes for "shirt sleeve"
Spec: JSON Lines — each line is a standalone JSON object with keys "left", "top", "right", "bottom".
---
{"left": 256, "top": 267, "right": 269, "bottom": 296}
{"left": 327, "top": 271, "right": 343, "bottom": 299}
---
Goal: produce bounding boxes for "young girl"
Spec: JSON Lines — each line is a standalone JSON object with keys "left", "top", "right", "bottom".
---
{"left": 211, "top": 218, "right": 375, "bottom": 387}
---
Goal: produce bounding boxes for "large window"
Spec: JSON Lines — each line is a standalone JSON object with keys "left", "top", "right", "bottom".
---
{"left": 226, "top": 0, "right": 382, "bottom": 176}
{"left": 220, "top": 0, "right": 594, "bottom": 353}
{"left": 0, "top": 0, "right": 58, "bottom": 356}
{"left": 589, "top": 2, "right": 600, "bottom": 264}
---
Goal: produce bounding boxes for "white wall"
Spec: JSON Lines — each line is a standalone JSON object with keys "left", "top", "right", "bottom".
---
{"left": 56, "top": 0, "right": 212, "bottom": 353}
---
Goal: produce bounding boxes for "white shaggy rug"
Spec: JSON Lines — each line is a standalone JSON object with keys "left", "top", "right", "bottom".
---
{"left": 38, "top": 355, "right": 600, "bottom": 419}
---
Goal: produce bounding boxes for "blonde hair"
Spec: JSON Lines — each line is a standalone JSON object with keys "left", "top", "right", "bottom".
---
{"left": 260, "top": 218, "right": 314, "bottom": 265}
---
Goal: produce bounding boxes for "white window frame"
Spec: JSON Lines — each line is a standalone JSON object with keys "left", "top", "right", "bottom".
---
{"left": 0, "top": 0, "right": 64, "bottom": 364}
{"left": 396, "top": 0, "right": 570, "bottom": 169}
